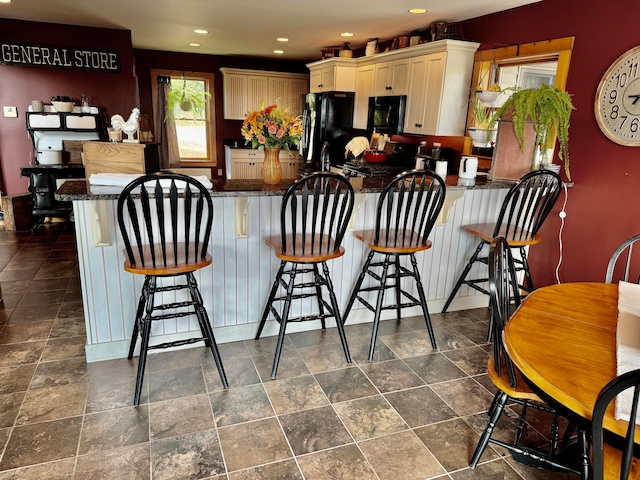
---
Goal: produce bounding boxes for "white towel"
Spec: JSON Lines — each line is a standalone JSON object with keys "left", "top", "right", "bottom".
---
{"left": 88, "top": 173, "right": 213, "bottom": 190}
{"left": 344, "top": 136, "right": 370, "bottom": 159}
{"left": 615, "top": 281, "right": 640, "bottom": 421}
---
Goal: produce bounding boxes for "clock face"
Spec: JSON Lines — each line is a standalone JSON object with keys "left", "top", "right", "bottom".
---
{"left": 595, "top": 45, "right": 640, "bottom": 146}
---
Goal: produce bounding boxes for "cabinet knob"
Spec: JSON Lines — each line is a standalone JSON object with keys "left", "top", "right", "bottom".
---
{"left": 415, "top": 124, "right": 422, "bottom": 128}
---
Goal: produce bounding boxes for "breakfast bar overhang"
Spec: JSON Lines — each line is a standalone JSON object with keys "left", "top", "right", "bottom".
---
{"left": 56, "top": 176, "right": 514, "bottom": 363}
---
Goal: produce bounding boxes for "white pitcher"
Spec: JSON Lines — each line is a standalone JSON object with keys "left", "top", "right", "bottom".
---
{"left": 458, "top": 156, "right": 478, "bottom": 179}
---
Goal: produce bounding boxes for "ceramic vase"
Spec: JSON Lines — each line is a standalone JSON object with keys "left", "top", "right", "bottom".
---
{"left": 261, "top": 147, "right": 282, "bottom": 185}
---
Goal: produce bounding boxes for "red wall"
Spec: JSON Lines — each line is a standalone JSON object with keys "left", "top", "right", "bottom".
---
{"left": 0, "top": 19, "right": 136, "bottom": 195}
{"left": 462, "top": 0, "right": 640, "bottom": 285}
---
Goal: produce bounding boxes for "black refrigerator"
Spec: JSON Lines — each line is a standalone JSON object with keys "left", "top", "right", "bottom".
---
{"left": 300, "top": 92, "right": 355, "bottom": 169}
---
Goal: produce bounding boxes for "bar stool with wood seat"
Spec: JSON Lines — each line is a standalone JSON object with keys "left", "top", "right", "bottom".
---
{"left": 441, "top": 170, "right": 562, "bottom": 313}
{"left": 342, "top": 170, "right": 446, "bottom": 361}
{"left": 605, "top": 233, "right": 640, "bottom": 284}
{"left": 117, "top": 172, "right": 228, "bottom": 405}
{"left": 255, "top": 172, "right": 354, "bottom": 379}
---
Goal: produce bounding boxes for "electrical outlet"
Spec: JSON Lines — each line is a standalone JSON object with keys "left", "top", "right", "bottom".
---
{"left": 2, "top": 106, "right": 18, "bottom": 118}
{"left": 218, "top": 168, "right": 223, "bottom": 176}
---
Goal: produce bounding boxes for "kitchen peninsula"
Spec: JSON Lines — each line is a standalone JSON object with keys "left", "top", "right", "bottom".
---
{"left": 57, "top": 176, "right": 513, "bottom": 362}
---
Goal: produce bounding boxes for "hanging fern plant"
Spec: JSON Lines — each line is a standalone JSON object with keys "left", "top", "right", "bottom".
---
{"left": 490, "top": 83, "right": 575, "bottom": 179}
{"left": 165, "top": 76, "right": 211, "bottom": 122}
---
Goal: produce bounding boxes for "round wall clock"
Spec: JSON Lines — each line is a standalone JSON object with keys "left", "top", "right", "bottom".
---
{"left": 595, "top": 45, "right": 640, "bottom": 146}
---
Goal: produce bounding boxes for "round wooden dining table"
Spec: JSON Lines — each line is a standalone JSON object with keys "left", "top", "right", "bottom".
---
{"left": 503, "top": 281, "right": 638, "bottom": 440}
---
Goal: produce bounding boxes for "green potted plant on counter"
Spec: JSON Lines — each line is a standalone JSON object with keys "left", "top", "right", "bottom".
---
{"left": 490, "top": 83, "right": 575, "bottom": 179}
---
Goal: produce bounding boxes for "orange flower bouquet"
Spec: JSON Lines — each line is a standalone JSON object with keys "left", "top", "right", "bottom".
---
{"left": 241, "top": 101, "right": 303, "bottom": 151}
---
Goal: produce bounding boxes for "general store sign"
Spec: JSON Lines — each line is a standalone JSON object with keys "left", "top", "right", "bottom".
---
{"left": 0, "top": 41, "right": 120, "bottom": 73}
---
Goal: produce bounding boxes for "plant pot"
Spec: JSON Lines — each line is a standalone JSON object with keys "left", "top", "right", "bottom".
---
{"left": 467, "top": 128, "right": 497, "bottom": 147}
{"left": 476, "top": 90, "right": 503, "bottom": 107}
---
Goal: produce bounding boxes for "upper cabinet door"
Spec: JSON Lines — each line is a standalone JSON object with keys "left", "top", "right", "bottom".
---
{"left": 373, "top": 62, "right": 393, "bottom": 96}
{"left": 390, "top": 59, "right": 410, "bottom": 95}
{"left": 354, "top": 64, "right": 375, "bottom": 130}
{"left": 246, "top": 76, "right": 269, "bottom": 113}
{"left": 404, "top": 56, "right": 430, "bottom": 134}
{"left": 223, "top": 73, "right": 248, "bottom": 120}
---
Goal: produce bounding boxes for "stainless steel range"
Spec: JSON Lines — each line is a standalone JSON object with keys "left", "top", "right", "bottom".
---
{"left": 341, "top": 141, "right": 418, "bottom": 178}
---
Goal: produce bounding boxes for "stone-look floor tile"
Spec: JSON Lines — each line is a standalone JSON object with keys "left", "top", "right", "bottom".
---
{"left": 473, "top": 373, "right": 499, "bottom": 396}
{"left": 40, "top": 336, "right": 86, "bottom": 361}
{"left": 228, "top": 458, "right": 303, "bottom": 480}
{"left": 244, "top": 335, "right": 295, "bottom": 357}
{"left": 146, "top": 348, "right": 203, "bottom": 373}
{"left": 449, "top": 459, "right": 524, "bottom": 479}
{"left": 210, "top": 383, "right": 274, "bottom": 427}
{"left": 0, "top": 321, "right": 53, "bottom": 344}
{"left": 86, "top": 374, "right": 148, "bottom": 412}
{"left": 431, "top": 326, "right": 478, "bottom": 351}
{"left": 34, "top": 259, "right": 78, "bottom": 280}
{"left": 218, "top": 417, "right": 291, "bottom": 472}
{"left": 443, "top": 346, "right": 491, "bottom": 376}
{"left": 314, "top": 367, "right": 378, "bottom": 403}
{"left": 3, "top": 260, "right": 43, "bottom": 272}
{"left": 30, "top": 357, "right": 90, "bottom": 389}
{"left": 16, "top": 382, "right": 89, "bottom": 425}
{"left": 0, "top": 428, "right": 9, "bottom": 453}
{"left": 0, "top": 268, "right": 40, "bottom": 283}
{"left": 406, "top": 311, "right": 478, "bottom": 329}
{"left": 414, "top": 417, "right": 499, "bottom": 471}
{"left": 333, "top": 394, "right": 407, "bottom": 441}
{"left": 0, "top": 364, "right": 36, "bottom": 394}
{"left": 430, "top": 377, "right": 495, "bottom": 417}
{"left": 287, "top": 328, "right": 339, "bottom": 349}
{"left": 359, "top": 430, "right": 445, "bottom": 480}
{"left": 147, "top": 365, "right": 206, "bottom": 403}
{"left": 17, "top": 290, "right": 65, "bottom": 308}
{"left": 297, "top": 444, "right": 378, "bottom": 480}
{"left": 379, "top": 329, "right": 438, "bottom": 358}
{"left": 505, "top": 456, "right": 580, "bottom": 480}
{"left": 203, "top": 356, "right": 260, "bottom": 393}
{"left": 0, "top": 294, "right": 22, "bottom": 310}
{"left": 79, "top": 406, "right": 149, "bottom": 455}
{"left": 90, "top": 357, "right": 138, "bottom": 380}
{"left": 48, "top": 316, "right": 87, "bottom": 338}
{"left": 0, "top": 459, "right": 76, "bottom": 480}
{"left": 8, "top": 304, "right": 60, "bottom": 324}
{"left": 342, "top": 322, "right": 376, "bottom": 338}
{"left": 55, "top": 300, "right": 84, "bottom": 319}
{"left": 26, "top": 278, "right": 70, "bottom": 293}
{"left": 297, "top": 342, "right": 351, "bottom": 374}
{"left": 151, "top": 429, "right": 225, "bottom": 480}
{"left": 453, "top": 322, "right": 491, "bottom": 345}
{"left": 385, "top": 386, "right": 457, "bottom": 428}
{"left": 467, "top": 307, "right": 491, "bottom": 322}
{"left": 347, "top": 335, "right": 398, "bottom": 364}
{"left": 0, "top": 280, "right": 31, "bottom": 295}
{"left": 212, "top": 341, "right": 251, "bottom": 359}
{"left": 279, "top": 405, "right": 353, "bottom": 455}
{"left": 0, "top": 392, "right": 24, "bottom": 428}
{"left": 359, "top": 359, "right": 425, "bottom": 393}
{"left": 402, "top": 352, "right": 468, "bottom": 385}
{"left": 75, "top": 444, "right": 151, "bottom": 480}
{"left": 263, "top": 374, "right": 329, "bottom": 415}
{"left": 0, "top": 416, "right": 83, "bottom": 470}
{"left": 150, "top": 393, "right": 215, "bottom": 440}
{"left": 253, "top": 349, "right": 311, "bottom": 382}
{"left": 0, "top": 341, "right": 45, "bottom": 367}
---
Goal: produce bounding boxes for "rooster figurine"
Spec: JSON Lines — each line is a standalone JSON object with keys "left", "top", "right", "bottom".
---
{"left": 110, "top": 108, "right": 140, "bottom": 143}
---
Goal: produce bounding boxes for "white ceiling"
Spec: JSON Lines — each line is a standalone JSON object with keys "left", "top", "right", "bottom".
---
{"left": 0, "top": 0, "right": 540, "bottom": 61}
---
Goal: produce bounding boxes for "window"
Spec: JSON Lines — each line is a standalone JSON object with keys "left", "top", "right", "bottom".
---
{"left": 151, "top": 70, "right": 217, "bottom": 166}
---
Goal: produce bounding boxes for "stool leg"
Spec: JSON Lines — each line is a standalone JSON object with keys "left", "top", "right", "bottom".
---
{"left": 321, "top": 261, "right": 351, "bottom": 364}
{"left": 470, "top": 391, "right": 508, "bottom": 468}
{"left": 442, "top": 241, "right": 485, "bottom": 313}
{"left": 369, "top": 254, "right": 391, "bottom": 361}
{"left": 518, "top": 246, "right": 534, "bottom": 293}
{"left": 256, "top": 261, "right": 286, "bottom": 340}
{"left": 394, "top": 255, "right": 402, "bottom": 322}
{"left": 134, "top": 276, "right": 156, "bottom": 406}
{"left": 313, "top": 264, "right": 327, "bottom": 330}
{"left": 343, "top": 250, "right": 375, "bottom": 324}
{"left": 129, "top": 277, "right": 150, "bottom": 359}
{"left": 187, "top": 272, "right": 228, "bottom": 389}
{"left": 271, "top": 263, "right": 298, "bottom": 379}
{"left": 410, "top": 253, "right": 437, "bottom": 349}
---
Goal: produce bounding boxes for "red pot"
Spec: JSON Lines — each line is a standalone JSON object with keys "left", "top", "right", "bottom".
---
{"left": 363, "top": 150, "right": 387, "bottom": 163}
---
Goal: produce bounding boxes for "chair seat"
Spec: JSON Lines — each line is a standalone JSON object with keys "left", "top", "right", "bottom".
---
{"left": 487, "top": 354, "right": 542, "bottom": 403}
{"left": 123, "top": 243, "right": 212, "bottom": 275}
{"left": 354, "top": 229, "right": 432, "bottom": 254}
{"left": 601, "top": 444, "right": 640, "bottom": 479}
{"left": 265, "top": 234, "right": 345, "bottom": 262}
{"left": 464, "top": 223, "right": 541, "bottom": 247}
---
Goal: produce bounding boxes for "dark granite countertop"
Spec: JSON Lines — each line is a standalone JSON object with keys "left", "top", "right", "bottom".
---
{"left": 55, "top": 175, "right": 512, "bottom": 201}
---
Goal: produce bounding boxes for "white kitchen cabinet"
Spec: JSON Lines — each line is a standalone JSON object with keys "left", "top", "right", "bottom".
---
{"left": 225, "top": 146, "right": 302, "bottom": 179}
{"left": 220, "top": 68, "right": 309, "bottom": 120}
{"left": 353, "top": 64, "right": 375, "bottom": 130}
{"left": 404, "top": 53, "right": 446, "bottom": 135}
{"left": 373, "top": 59, "right": 410, "bottom": 96}
{"left": 280, "top": 150, "right": 303, "bottom": 179}
{"left": 306, "top": 58, "right": 356, "bottom": 93}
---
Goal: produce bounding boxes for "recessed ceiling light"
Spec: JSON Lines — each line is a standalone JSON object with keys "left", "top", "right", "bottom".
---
{"left": 194, "top": 29, "right": 208, "bottom": 34}
{"left": 341, "top": 32, "right": 354, "bottom": 37}
{"left": 408, "top": 8, "right": 427, "bottom": 14}
{"left": 0, "top": 1, "right": 11, "bottom": 4}
{"left": 189, "top": 43, "right": 201, "bottom": 47}
{"left": 274, "top": 50, "right": 284, "bottom": 54}
{"left": 277, "top": 38, "right": 289, "bottom": 42}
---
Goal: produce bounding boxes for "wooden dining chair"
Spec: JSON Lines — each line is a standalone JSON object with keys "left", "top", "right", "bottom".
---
{"left": 469, "top": 237, "right": 568, "bottom": 471}
{"left": 255, "top": 172, "right": 354, "bottom": 379}
{"left": 342, "top": 170, "right": 446, "bottom": 361}
{"left": 605, "top": 234, "right": 640, "bottom": 284}
{"left": 442, "top": 170, "right": 562, "bottom": 313}
{"left": 117, "top": 172, "right": 228, "bottom": 405}
{"left": 592, "top": 369, "right": 640, "bottom": 480}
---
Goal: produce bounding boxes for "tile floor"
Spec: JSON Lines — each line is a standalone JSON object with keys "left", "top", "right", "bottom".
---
{"left": 0, "top": 222, "right": 581, "bottom": 479}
